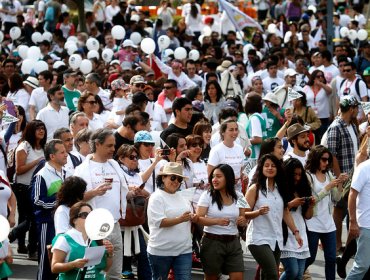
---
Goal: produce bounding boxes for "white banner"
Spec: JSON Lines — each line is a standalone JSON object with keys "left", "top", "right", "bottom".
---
{"left": 1, "top": 112, "right": 19, "bottom": 125}
{"left": 361, "top": 102, "right": 370, "bottom": 116}
{"left": 288, "top": 88, "right": 303, "bottom": 102}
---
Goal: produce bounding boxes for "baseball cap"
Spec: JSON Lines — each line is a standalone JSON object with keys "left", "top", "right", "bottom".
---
{"left": 287, "top": 123, "right": 309, "bottom": 140}
{"left": 122, "top": 39, "right": 137, "bottom": 48}
{"left": 339, "top": 95, "right": 359, "bottom": 108}
{"left": 111, "top": 79, "right": 129, "bottom": 91}
{"left": 134, "top": 130, "right": 155, "bottom": 143}
{"left": 284, "top": 69, "right": 298, "bottom": 77}
{"left": 130, "top": 75, "right": 146, "bottom": 85}
{"left": 363, "top": 67, "right": 370, "bottom": 76}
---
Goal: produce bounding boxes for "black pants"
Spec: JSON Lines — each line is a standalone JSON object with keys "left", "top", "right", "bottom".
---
{"left": 10, "top": 183, "right": 37, "bottom": 253}
{"left": 3, "top": 22, "right": 17, "bottom": 35}
{"left": 258, "top": 9, "right": 268, "bottom": 22}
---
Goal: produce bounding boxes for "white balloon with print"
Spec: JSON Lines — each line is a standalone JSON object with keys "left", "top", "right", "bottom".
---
{"left": 34, "top": 61, "right": 48, "bottom": 74}
{"left": 158, "top": 35, "right": 170, "bottom": 50}
{"left": 340, "top": 27, "right": 349, "bottom": 38}
{"left": 86, "top": 38, "right": 100, "bottom": 51}
{"left": 130, "top": 32, "right": 142, "bottom": 45}
{"left": 174, "top": 47, "right": 187, "bottom": 60}
{"left": 31, "top": 32, "right": 43, "bottom": 44}
{"left": 85, "top": 208, "right": 114, "bottom": 240}
{"left": 9, "top": 26, "right": 21, "bottom": 40}
{"left": 66, "top": 44, "right": 78, "bottom": 56}
{"left": 348, "top": 29, "right": 357, "bottom": 41}
{"left": 87, "top": 50, "right": 100, "bottom": 60}
{"left": 102, "top": 48, "right": 114, "bottom": 62}
{"left": 27, "top": 46, "right": 41, "bottom": 61}
{"left": 112, "top": 25, "right": 126, "bottom": 40}
{"left": 188, "top": 49, "right": 200, "bottom": 61}
{"left": 18, "top": 45, "right": 29, "bottom": 60}
{"left": 140, "top": 38, "right": 156, "bottom": 54}
{"left": 21, "top": 59, "right": 35, "bottom": 74}
{"left": 80, "top": 59, "right": 93, "bottom": 74}
{"left": 69, "top": 54, "right": 82, "bottom": 70}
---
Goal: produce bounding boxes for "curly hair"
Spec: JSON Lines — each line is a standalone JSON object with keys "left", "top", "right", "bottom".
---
{"left": 305, "top": 145, "right": 333, "bottom": 174}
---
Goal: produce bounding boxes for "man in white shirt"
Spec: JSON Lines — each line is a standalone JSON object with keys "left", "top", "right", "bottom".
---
{"left": 29, "top": 70, "right": 53, "bottom": 120}
{"left": 85, "top": 73, "right": 112, "bottom": 110}
{"left": 283, "top": 123, "right": 310, "bottom": 166}
{"left": 0, "top": 0, "right": 22, "bottom": 34}
{"left": 322, "top": 50, "right": 340, "bottom": 83}
{"left": 36, "top": 85, "right": 69, "bottom": 141}
{"left": 263, "top": 61, "right": 284, "bottom": 93}
{"left": 185, "top": 60, "right": 203, "bottom": 88}
{"left": 74, "top": 128, "right": 128, "bottom": 280}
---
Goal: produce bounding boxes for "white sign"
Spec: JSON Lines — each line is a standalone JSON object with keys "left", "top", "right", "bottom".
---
{"left": 361, "top": 102, "right": 370, "bottom": 116}
{"left": 1, "top": 112, "right": 18, "bottom": 125}
{"left": 288, "top": 88, "right": 303, "bottom": 102}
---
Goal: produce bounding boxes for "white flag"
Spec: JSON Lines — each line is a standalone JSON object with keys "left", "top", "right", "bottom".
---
{"left": 361, "top": 102, "right": 370, "bottom": 116}
{"left": 1, "top": 112, "right": 19, "bottom": 125}
{"left": 288, "top": 88, "right": 303, "bottom": 102}
{"left": 219, "top": 0, "right": 263, "bottom": 32}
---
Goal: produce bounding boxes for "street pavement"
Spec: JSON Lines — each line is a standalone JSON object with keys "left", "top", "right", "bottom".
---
{"left": 10, "top": 241, "right": 353, "bottom": 279}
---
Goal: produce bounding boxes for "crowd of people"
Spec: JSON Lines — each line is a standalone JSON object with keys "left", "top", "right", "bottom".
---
{"left": 0, "top": 0, "right": 369, "bottom": 279}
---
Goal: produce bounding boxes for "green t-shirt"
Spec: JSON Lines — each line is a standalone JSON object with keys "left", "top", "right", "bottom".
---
{"left": 262, "top": 107, "right": 285, "bottom": 138}
{"left": 62, "top": 86, "right": 80, "bottom": 111}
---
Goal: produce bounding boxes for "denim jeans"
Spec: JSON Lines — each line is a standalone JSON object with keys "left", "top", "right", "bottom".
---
{"left": 147, "top": 252, "right": 192, "bottom": 280}
{"left": 346, "top": 227, "right": 370, "bottom": 280}
{"left": 280, "top": 258, "right": 306, "bottom": 280}
{"left": 305, "top": 230, "right": 336, "bottom": 280}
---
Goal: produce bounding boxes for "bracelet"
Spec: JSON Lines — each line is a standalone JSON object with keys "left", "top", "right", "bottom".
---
{"left": 293, "top": 229, "right": 299, "bottom": 235}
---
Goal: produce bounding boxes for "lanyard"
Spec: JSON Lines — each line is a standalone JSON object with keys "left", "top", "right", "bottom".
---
{"left": 312, "top": 87, "right": 321, "bottom": 105}
{"left": 344, "top": 78, "right": 356, "bottom": 92}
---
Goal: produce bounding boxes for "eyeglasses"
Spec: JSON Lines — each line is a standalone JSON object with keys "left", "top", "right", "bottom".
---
{"left": 320, "top": 157, "right": 330, "bottom": 162}
{"left": 191, "top": 142, "right": 201, "bottom": 148}
{"left": 343, "top": 69, "right": 352, "bottom": 73}
{"left": 142, "top": 142, "right": 155, "bottom": 147}
{"left": 127, "top": 155, "right": 138, "bottom": 160}
{"left": 316, "top": 75, "right": 324, "bottom": 78}
{"left": 135, "top": 84, "right": 146, "bottom": 88}
{"left": 85, "top": 100, "right": 97, "bottom": 105}
{"left": 77, "top": 212, "right": 90, "bottom": 219}
{"left": 164, "top": 86, "right": 174, "bottom": 90}
{"left": 168, "top": 175, "right": 183, "bottom": 183}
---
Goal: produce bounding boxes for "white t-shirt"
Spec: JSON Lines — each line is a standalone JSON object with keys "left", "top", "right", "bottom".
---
{"left": 347, "top": 125, "right": 359, "bottom": 156}
{"left": 351, "top": 160, "right": 370, "bottom": 228}
{"left": 29, "top": 87, "right": 48, "bottom": 115}
{"left": 15, "top": 141, "right": 44, "bottom": 185}
{"left": 88, "top": 113, "right": 104, "bottom": 131}
{"left": 105, "top": 4, "right": 119, "bottom": 23}
{"left": 324, "top": 64, "right": 340, "bottom": 83}
{"left": 0, "top": 0, "right": 22, "bottom": 23}
{"left": 109, "top": 97, "right": 131, "bottom": 127}
{"left": 198, "top": 191, "right": 240, "bottom": 235}
{"left": 52, "top": 228, "right": 89, "bottom": 260}
{"left": 145, "top": 102, "right": 167, "bottom": 131}
{"left": 7, "top": 89, "right": 30, "bottom": 120}
{"left": 98, "top": 88, "right": 112, "bottom": 111}
{"left": 0, "top": 130, "right": 21, "bottom": 151}
{"left": 54, "top": 204, "right": 70, "bottom": 235}
{"left": 304, "top": 86, "right": 330, "bottom": 119}
{"left": 306, "top": 174, "right": 336, "bottom": 233}
{"left": 147, "top": 189, "right": 192, "bottom": 256}
{"left": 0, "top": 170, "right": 11, "bottom": 218}
{"left": 283, "top": 151, "right": 308, "bottom": 167}
{"left": 208, "top": 142, "right": 244, "bottom": 180}
{"left": 247, "top": 113, "right": 264, "bottom": 159}
{"left": 138, "top": 158, "right": 166, "bottom": 194}
{"left": 338, "top": 78, "right": 368, "bottom": 101}
{"left": 36, "top": 105, "right": 69, "bottom": 140}
{"left": 263, "top": 76, "right": 285, "bottom": 92}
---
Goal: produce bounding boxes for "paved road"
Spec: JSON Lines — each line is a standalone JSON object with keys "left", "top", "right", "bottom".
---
{"left": 10, "top": 242, "right": 353, "bottom": 279}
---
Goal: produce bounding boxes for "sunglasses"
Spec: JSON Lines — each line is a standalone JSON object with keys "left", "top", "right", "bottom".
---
{"left": 142, "top": 142, "right": 155, "bottom": 147}
{"left": 316, "top": 75, "right": 324, "bottom": 78}
{"left": 191, "top": 142, "right": 201, "bottom": 148}
{"left": 168, "top": 175, "right": 183, "bottom": 183}
{"left": 77, "top": 212, "right": 90, "bottom": 219}
{"left": 85, "top": 100, "right": 97, "bottom": 105}
{"left": 164, "top": 86, "right": 174, "bottom": 90}
{"left": 128, "top": 155, "right": 138, "bottom": 160}
{"left": 135, "top": 84, "right": 146, "bottom": 88}
{"left": 343, "top": 69, "right": 352, "bottom": 73}
{"left": 320, "top": 157, "right": 330, "bottom": 162}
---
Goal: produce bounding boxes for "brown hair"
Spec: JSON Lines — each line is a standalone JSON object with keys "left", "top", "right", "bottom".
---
{"left": 69, "top": 202, "right": 93, "bottom": 227}
{"left": 77, "top": 91, "right": 95, "bottom": 112}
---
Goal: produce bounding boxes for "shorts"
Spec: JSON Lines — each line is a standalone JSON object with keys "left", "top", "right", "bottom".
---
{"left": 199, "top": 236, "right": 244, "bottom": 275}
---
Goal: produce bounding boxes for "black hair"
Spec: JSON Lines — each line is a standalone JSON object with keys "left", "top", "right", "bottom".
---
{"left": 56, "top": 176, "right": 87, "bottom": 208}
{"left": 21, "top": 120, "right": 47, "bottom": 149}
{"left": 172, "top": 97, "right": 192, "bottom": 118}
{"left": 259, "top": 137, "right": 281, "bottom": 160}
{"left": 208, "top": 164, "right": 237, "bottom": 210}
{"left": 218, "top": 107, "right": 238, "bottom": 122}
{"left": 244, "top": 92, "right": 262, "bottom": 114}
{"left": 204, "top": 80, "right": 223, "bottom": 103}
{"left": 305, "top": 145, "right": 333, "bottom": 174}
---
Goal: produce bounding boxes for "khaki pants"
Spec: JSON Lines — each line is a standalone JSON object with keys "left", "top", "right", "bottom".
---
{"left": 106, "top": 222, "right": 123, "bottom": 280}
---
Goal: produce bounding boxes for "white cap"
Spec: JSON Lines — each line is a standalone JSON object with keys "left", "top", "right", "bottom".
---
{"left": 284, "top": 68, "right": 298, "bottom": 77}
{"left": 262, "top": 92, "right": 279, "bottom": 105}
{"left": 122, "top": 39, "right": 137, "bottom": 48}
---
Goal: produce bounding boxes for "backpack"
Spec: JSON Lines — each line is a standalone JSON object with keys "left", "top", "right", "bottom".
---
{"left": 44, "top": 5, "right": 54, "bottom": 22}
{"left": 246, "top": 113, "right": 267, "bottom": 158}
{"left": 339, "top": 78, "right": 362, "bottom": 100}
{"left": 7, "top": 142, "right": 31, "bottom": 183}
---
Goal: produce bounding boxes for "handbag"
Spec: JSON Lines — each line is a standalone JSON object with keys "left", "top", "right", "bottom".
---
{"left": 119, "top": 195, "right": 148, "bottom": 227}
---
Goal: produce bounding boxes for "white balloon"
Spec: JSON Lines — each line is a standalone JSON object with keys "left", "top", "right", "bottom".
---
{"left": 130, "top": 32, "right": 142, "bottom": 45}
{"left": 87, "top": 50, "right": 100, "bottom": 60}
{"left": 340, "top": 27, "right": 349, "bottom": 38}
{"left": 163, "top": 48, "right": 174, "bottom": 58}
{"left": 144, "top": 27, "right": 153, "bottom": 37}
{"left": 53, "top": 60, "right": 65, "bottom": 69}
{"left": 158, "top": 35, "right": 170, "bottom": 50}
{"left": 80, "top": 59, "right": 93, "bottom": 74}
{"left": 85, "top": 208, "right": 114, "bottom": 240}
{"left": 64, "top": 41, "right": 77, "bottom": 50}
{"left": 67, "top": 36, "right": 78, "bottom": 42}
{"left": 140, "top": 38, "right": 156, "bottom": 54}
{"left": 21, "top": 59, "right": 35, "bottom": 74}
{"left": 66, "top": 44, "right": 78, "bottom": 56}
{"left": 357, "top": 29, "right": 368, "bottom": 41}
{"left": 27, "top": 46, "right": 41, "bottom": 61}
{"left": 69, "top": 54, "right": 82, "bottom": 70}
{"left": 9, "top": 26, "right": 21, "bottom": 40}
{"left": 284, "top": 31, "right": 292, "bottom": 44}
{"left": 112, "top": 25, "right": 126, "bottom": 40}
{"left": 86, "top": 38, "right": 100, "bottom": 51}
{"left": 0, "top": 215, "right": 10, "bottom": 242}
{"left": 102, "top": 48, "right": 114, "bottom": 62}
{"left": 0, "top": 31, "right": 4, "bottom": 43}
{"left": 198, "top": 35, "right": 205, "bottom": 44}
{"left": 18, "top": 45, "right": 29, "bottom": 60}
{"left": 268, "top": 24, "right": 277, "bottom": 34}
{"left": 203, "top": 26, "right": 212, "bottom": 36}
{"left": 31, "top": 32, "right": 43, "bottom": 44}
{"left": 34, "top": 60, "right": 48, "bottom": 74}
{"left": 348, "top": 29, "right": 357, "bottom": 41}
{"left": 174, "top": 47, "right": 187, "bottom": 60}
{"left": 188, "top": 49, "right": 200, "bottom": 61}
{"left": 42, "top": 32, "right": 53, "bottom": 42}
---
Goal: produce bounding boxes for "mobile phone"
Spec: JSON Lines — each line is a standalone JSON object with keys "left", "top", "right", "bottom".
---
{"left": 4, "top": 100, "right": 16, "bottom": 116}
{"left": 162, "top": 149, "right": 170, "bottom": 156}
